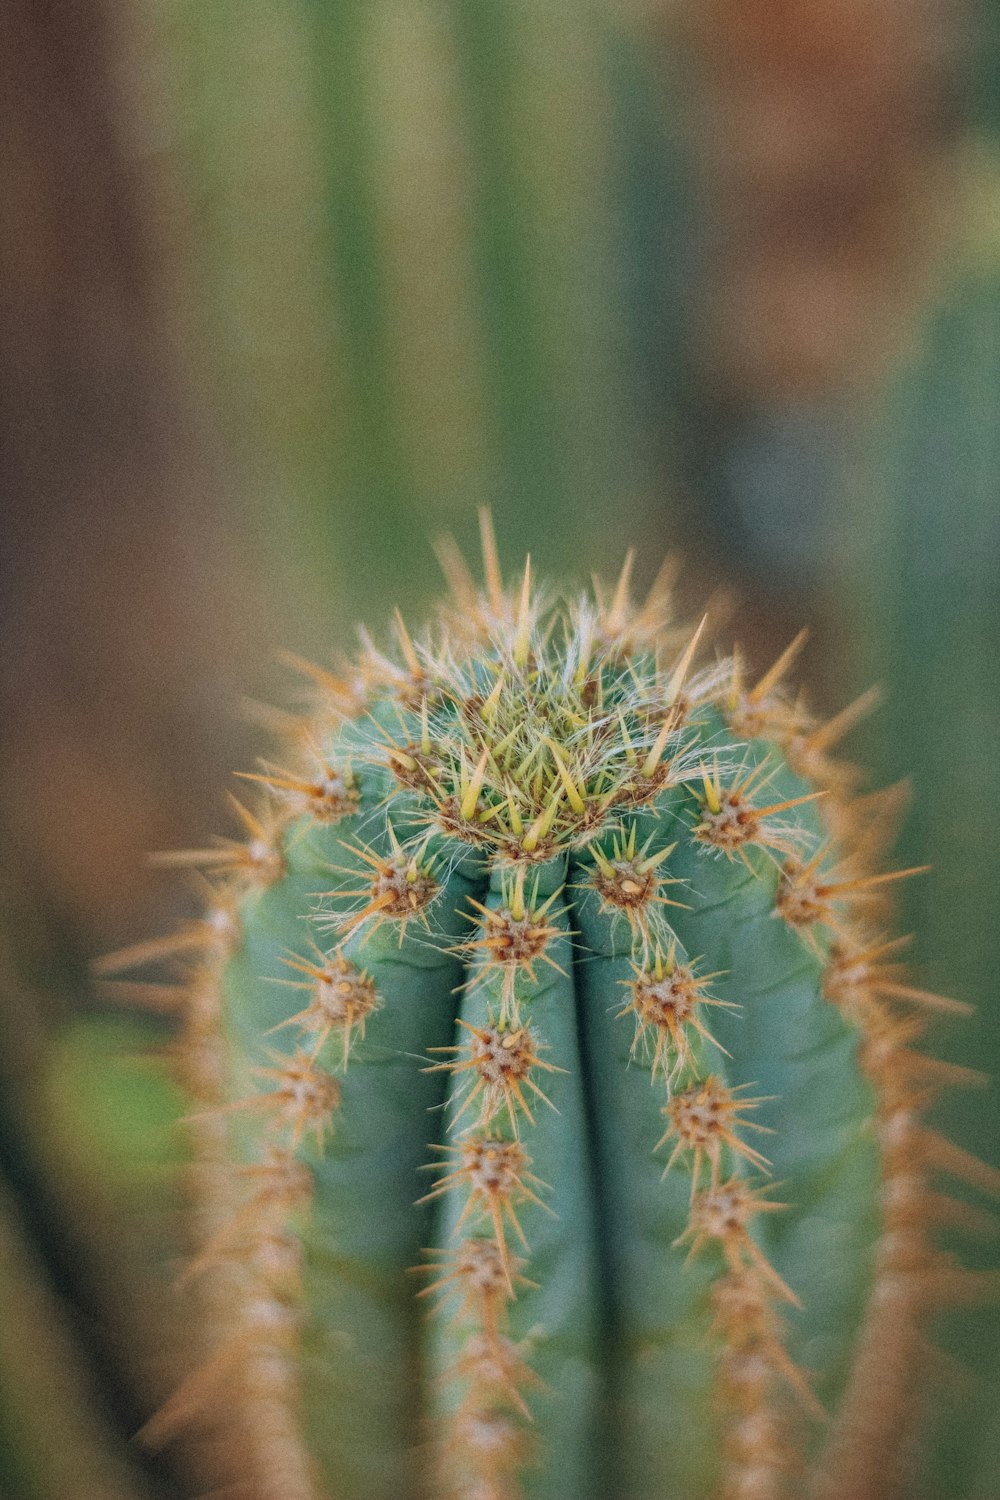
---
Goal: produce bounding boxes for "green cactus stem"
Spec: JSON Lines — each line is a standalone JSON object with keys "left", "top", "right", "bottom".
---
{"left": 104, "top": 517, "right": 996, "bottom": 1500}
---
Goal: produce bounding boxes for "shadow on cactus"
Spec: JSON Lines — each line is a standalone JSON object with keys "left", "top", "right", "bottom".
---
{"left": 102, "top": 516, "right": 997, "bottom": 1500}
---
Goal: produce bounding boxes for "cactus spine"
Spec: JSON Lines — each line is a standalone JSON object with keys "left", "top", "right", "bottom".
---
{"left": 106, "top": 518, "right": 994, "bottom": 1500}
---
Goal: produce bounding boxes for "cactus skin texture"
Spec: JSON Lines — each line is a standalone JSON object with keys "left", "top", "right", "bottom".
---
{"left": 107, "top": 518, "right": 996, "bottom": 1500}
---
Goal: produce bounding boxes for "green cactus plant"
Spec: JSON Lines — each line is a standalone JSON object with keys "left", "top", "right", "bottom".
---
{"left": 101, "top": 518, "right": 995, "bottom": 1500}
{"left": 137, "top": 0, "right": 662, "bottom": 626}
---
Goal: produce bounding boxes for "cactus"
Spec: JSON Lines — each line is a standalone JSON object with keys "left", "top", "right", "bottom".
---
{"left": 137, "top": 0, "right": 661, "bottom": 621}
{"left": 102, "top": 517, "right": 995, "bottom": 1500}
{"left": 838, "top": 244, "right": 1000, "bottom": 1498}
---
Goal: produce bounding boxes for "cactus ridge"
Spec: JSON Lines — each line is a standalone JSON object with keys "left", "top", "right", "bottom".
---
{"left": 105, "top": 518, "right": 997, "bottom": 1500}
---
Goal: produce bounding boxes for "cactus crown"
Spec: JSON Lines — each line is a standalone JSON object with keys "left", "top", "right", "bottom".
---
{"left": 109, "top": 517, "right": 993, "bottom": 1500}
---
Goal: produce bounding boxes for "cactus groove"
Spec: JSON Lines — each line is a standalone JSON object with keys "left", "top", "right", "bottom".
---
{"left": 108, "top": 518, "right": 997, "bottom": 1500}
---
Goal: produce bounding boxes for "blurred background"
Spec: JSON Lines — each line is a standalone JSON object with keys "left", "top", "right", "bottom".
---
{"left": 1, "top": 2, "right": 998, "bottom": 1496}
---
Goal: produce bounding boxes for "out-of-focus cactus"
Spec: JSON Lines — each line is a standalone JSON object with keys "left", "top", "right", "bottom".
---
{"left": 102, "top": 521, "right": 995, "bottom": 1500}
{"left": 128, "top": 0, "right": 666, "bottom": 624}
{"left": 839, "top": 202, "right": 1000, "bottom": 1497}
